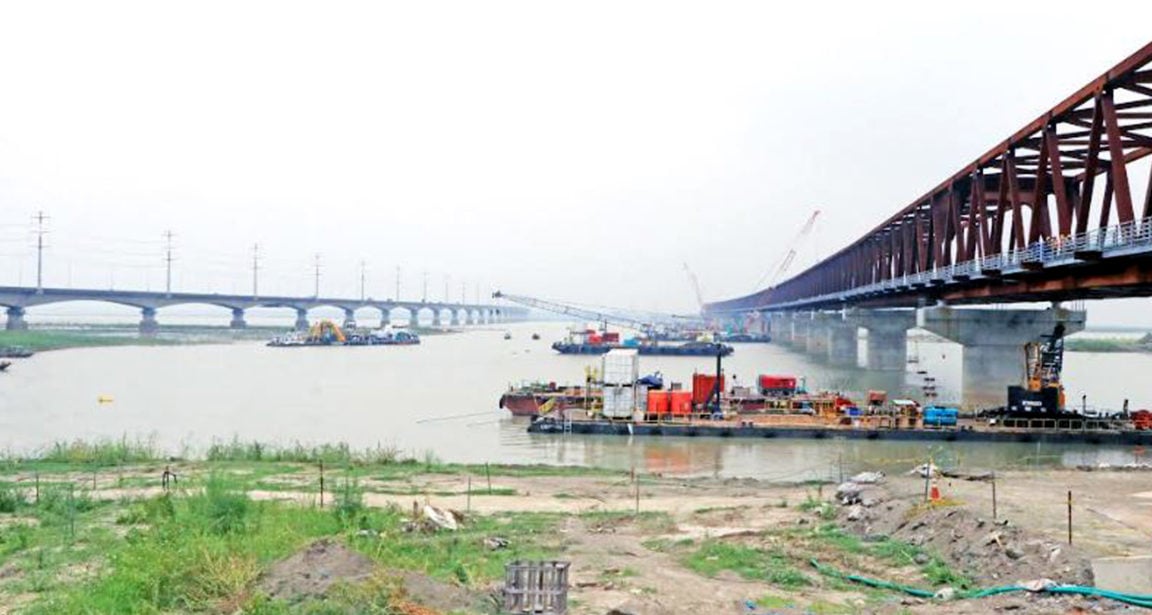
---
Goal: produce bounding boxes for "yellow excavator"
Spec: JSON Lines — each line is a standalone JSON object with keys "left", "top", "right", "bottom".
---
{"left": 306, "top": 319, "right": 346, "bottom": 344}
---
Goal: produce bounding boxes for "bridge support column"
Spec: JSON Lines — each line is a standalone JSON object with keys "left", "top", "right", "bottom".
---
{"left": 917, "top": 306, "right": 1086, "bottom": 405}
{"left": 343, "top": 308, "right": 357, "bottom": 330}
{"left": 827, "top": 323, "right": 859, "bottom": 367}
{"left": 408, "top": 309, "right": 420, "bottom": 329}
{"left": 139, "top": 307, "right": 159, "bottom": 336}
{"left": 847, "top": 309, "right": 915, "bottom": 371}
{"left": 789, "top": 312, "right": 812, "bottom": 349}
{"left": 294, "top": 308, "right": 309, "bottom": 331}
{"left": 450, "top": 309, "right": 462, "bottom": 327}
{"left": 767, "top": 313, "right": 790, "bottom": 344}
{"left": 805, "top": 313, "right": 832, "bottom": 356}
{"left": 5, "top": 306, "right": 28, "bottom": 331}
{"left": 229, "top": 308, "right": 247, "bottom": 329}
{"left": 432, "top": 310, "right": 443, "bottom": 327}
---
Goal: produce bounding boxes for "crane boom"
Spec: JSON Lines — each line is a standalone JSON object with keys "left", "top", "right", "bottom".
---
{"left": 492, "top": 291, "right": 700, "bottom": 333}
{"left": 683, "top": 263, "right": 704, "bottom": 310}
{"left": 751, "top": 209, "right": 821, "bottom": 291}
{"left": 770, "top": 209, "right": 821, "bottom": 285}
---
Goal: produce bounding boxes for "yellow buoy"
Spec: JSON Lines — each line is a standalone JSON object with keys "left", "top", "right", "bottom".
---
{"left": 97, "top": 395, "right": 114, "bottom": 404}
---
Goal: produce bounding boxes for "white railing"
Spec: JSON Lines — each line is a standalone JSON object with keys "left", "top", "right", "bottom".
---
{"left": 756, "top": 217, "right": 1152, "bottom": 311}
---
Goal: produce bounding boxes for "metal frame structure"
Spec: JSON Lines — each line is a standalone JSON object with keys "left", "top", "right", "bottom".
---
{"left": 708, "top": 41, "right": 1152, "bottom": 313}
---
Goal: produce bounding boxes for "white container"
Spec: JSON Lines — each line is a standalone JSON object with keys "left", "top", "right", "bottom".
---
{"left": 602, "top": 349, "right": 639, "bottom": 386}
{"left": 601, "top": 384, "right": 636, "bottom": 419}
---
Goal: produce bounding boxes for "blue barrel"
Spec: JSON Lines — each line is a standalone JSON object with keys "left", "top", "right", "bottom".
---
{"left": 924, "top": 406, "right": 958, "bottom": 427}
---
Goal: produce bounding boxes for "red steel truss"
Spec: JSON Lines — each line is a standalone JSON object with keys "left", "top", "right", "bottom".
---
{"left": 709, "top": 41, "right": 1152, "bottom": 313}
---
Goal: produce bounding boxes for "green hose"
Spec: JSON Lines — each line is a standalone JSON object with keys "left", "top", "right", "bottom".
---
{"left": 809, "top": 560, "right": 1152, "bottom": 608}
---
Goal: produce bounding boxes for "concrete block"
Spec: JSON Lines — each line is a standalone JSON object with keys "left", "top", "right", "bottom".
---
{"left": 1092, "top": 555, "right": 1152, "bottom": 594}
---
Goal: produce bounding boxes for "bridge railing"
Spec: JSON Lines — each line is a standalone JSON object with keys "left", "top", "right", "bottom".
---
{"left": 742, "top": 217, "right": 1152, "bottom": 312}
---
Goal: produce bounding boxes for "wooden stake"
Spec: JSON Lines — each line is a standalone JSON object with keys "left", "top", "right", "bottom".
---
{"left": 318, "top": 460, "right": 325, "bottom": 508}
{"left": 1067, "top": 490, "right": 1073, "bottom": 545}
{"left": 991, "top": 475, "right": 998, "bottom": 520}
{"left": 486, "top": 462, "right": 492, "bottom": 495}
{"left": 467, "top": 476, "right": 472, "bottom": 513}
{"left": 634, "top": 479, "right": 640, "bottom": 514}
{"left": 34, "top": 472, "right": 39, "bottom": 504}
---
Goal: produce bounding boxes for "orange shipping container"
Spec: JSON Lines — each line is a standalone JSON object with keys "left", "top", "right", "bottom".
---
{"left": 692, "top": 374, "right": 725, "bottom": 405}
{"left": 647, "top": 390, "right": 670, "bottom": 415}
{"left": 669, "top": 390, "right": 693, "bottom": 415}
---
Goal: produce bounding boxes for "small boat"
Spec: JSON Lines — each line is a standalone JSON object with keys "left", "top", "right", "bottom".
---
{"left": 504, "top": 332, "right": 512, "bottom": 340}
{"left": 531, "top": 333, "right": 541, "bottom": 340}
{"left": 0, "top": 360, "right": 11, "bottom": 372}
{"left": 0, "top": 347, "right": 33, "bottom": 359}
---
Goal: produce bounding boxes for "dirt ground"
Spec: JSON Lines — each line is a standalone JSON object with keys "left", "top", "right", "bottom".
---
{"left": 8, "top": 464, "right": 1152, "bottom": 614}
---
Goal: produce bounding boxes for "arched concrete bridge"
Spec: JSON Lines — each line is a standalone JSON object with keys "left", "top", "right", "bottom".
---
{"left": 0, "top": 286, "right": 526, "bottom": 334}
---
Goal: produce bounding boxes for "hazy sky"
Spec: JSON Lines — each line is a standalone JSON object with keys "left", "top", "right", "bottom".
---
{"left": 2, "top": 1, "right": 1152, "bottom": 322}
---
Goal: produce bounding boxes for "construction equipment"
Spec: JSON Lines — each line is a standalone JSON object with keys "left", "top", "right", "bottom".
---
{"left": 492, "top": 291, "right": 702, "bottom": 336}
{"left": 754, "top": 209, "right": 821, "bottom": 290}
{"left": 683, "top": 263, "right": 704, "bottom": 311}
{"left": 1006, "top": 323, "right": 1066, "bottom": 415}
{"left": 307, "top": 319, "right": 346, "bottom": 344}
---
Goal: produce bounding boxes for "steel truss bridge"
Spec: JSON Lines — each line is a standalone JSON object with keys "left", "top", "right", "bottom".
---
{"left": 707, "top": 41, "right": 1152, "bottom": 314}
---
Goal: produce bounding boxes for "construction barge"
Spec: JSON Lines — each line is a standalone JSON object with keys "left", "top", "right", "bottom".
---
{"left": 527, "top": 417, "right": 1152, "bottom": 446}
{"left": 517, "top": 328, "right": 1152, "bottom": 445}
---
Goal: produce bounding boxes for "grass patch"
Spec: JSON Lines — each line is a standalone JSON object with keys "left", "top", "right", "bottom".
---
{"left": 5, "top": 467, "right": 566, "bottom": 614}
{"left": 686, "top": 541, "right": 810, "bottom": 588}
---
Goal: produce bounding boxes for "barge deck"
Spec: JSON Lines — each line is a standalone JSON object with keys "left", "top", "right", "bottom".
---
{"left": 528, "top": 418, "right": 1152, "bottom": 445}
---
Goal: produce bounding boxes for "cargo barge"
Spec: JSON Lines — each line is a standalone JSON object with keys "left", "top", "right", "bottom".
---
{"left": 522, "top": 327, "right": 1152, "bottom": 445}
{"left": 551, "top": 341, "right": 733, "bottom": 356}
{"left": 527, "top": 416, "right": 1152, "bottom": 445}
{"left": 267, "top": 320, "right": 420, "bottom": 347}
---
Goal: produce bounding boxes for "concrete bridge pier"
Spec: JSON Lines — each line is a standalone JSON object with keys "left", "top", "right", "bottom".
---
{"left": 767, "top": 313, "right": 791, "bottom": 344}
{"left": 917, "top": 306, "right": 1086, "bottom": 405}
{"left": 805, "top": 313, "right": 832, "bottom": 356}
{"left": 229, "top": 308, "right": 247, "bottom": 329}
{"left": 846, "top": 309, "right": 916, "bottom": 371}
{"left": 432, "top": 310, "right": 443, "bottom": 327}
{"left": 450, "top": 309, "right": 462, "bottom": 327}
{"left": 808, "top": 312, "right": 858, "bottom": 367}
{"left": 789, "top": 312, "right": 812, "bottom": 349}
{"left": 408, "top": 309, "right": 420, "bottom": 329}
{"left": 139, "top": 307, "right": 159, "bottom": 336}
{"left": 294, "top": 308, "right": 309, "bottom": 331}
{"left": 5, "top": 306, "right": 28, "bottom": 331}
{"left": 342, "top": 308, "right": 357, "bottom": 330}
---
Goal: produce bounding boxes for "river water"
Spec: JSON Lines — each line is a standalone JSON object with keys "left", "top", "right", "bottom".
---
{"left": 1, "top": 321, "right": 1149, "bottom": 481}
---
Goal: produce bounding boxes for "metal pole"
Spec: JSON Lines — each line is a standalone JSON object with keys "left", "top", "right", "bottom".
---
{"left": 395, "top": 265, "right": 401, "bottom": 300}
{"left": 360, "top": 260, "right": 367, "bottom": 302}
{"left": 252, "top": 243, "right": 260, "bottom": 299}
{"left": 319, "top": 461, "right": 325, "bottom": 508}
{"left": 34, "top": 210, "right": 48, "bottom": 291}
{"left": 461, "top": 281, "right": 466, "bottom": 304}
{"left": 444, "top": 274, "right": 450, "bottom": 302}
{"left": 164, "top": 230, "right": 174, "bottom": 295}
{"left": 923, "top": 457, "right": 931, "bottom": 502}
{"left": 313, "top": 253, "right": 321, "bottom": 297}
{"left": 422, "top": 270, "right": 428, "bottom": 302}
